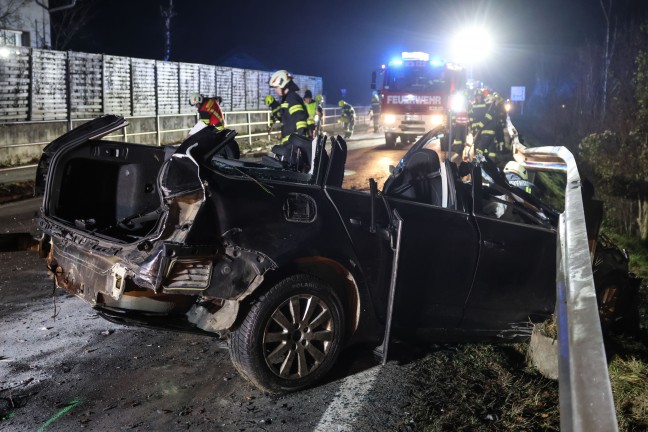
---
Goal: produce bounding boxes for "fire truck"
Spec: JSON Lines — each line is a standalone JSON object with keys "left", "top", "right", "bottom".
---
{"left": 371, "top": 52, "right": 467, "bottom": 149}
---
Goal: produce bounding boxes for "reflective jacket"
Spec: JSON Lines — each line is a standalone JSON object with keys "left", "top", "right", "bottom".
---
{"left": 280, "top": 91, "right": 308, "bottom": 143}
{"left": 370, "top": 94, "right": 380, "bottom": 114}
{"left": 199, "top": 98, "right": 225, "bottom": 130}
{"left": 506, "top": 172, "right": 537, "bottom": 196}
{"left": 340, "top": 103, "right": 355, "bottom": 122}
{"left": 268, "top": 99, "right": 282, "bottom": 125}
{"left": 305, "top": 101, "right": 318, "bottom": 126}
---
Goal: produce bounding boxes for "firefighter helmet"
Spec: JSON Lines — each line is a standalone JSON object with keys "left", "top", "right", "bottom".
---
{"left": 304, "top": 90, "right": 313, "bottom": 99}
{"left": 269, "top": 70, "right": 292, "bottom": 88}
{"left": 189, "top": 92, "right": 203, "bottom": 106}
{"left": 315, "top": 94, "right": 323, "bottom": 104}
{"left": 504, "top": 161, "right": 528, "bottom": 180}
{"left": 338, "top": 100, "right": 345, "bottom": 107}
{"left": 265, "top": 95, "right": 275, "bottom": 106}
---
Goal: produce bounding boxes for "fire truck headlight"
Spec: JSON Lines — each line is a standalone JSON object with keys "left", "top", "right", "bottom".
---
{"left": 384, "top": 114, "right": 396, "bottom": 125}
{"left": 450, "top": 93, "right": 466, "bottom": 113}
{"left": 430, "top": 115, "right": 444, "bottom": 126}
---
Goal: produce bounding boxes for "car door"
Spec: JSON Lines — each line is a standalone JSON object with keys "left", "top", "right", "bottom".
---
{"left": 323, "top": 135, "right": 395, "bottom": 323}
{"left": 461, "top": 166, "right": 557, "bottom": 331}
{"left": 385, "top": 195, "right": 479, "bottom": 330}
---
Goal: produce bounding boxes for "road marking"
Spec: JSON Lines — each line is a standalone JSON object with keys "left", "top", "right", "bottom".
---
{"left": 314, "top": 366, "right": 380, "bottom": 432}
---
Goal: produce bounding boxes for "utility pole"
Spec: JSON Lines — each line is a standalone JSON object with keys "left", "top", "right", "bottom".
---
{"left": 161, "top": 0, "right": 175, "bottom": 61}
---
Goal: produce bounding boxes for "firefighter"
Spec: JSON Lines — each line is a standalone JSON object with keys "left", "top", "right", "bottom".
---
{"left": 491, "top": 92, "right": 507, "bottom": 151}
{"left": 504, "top": 161, "right": 537, "bottom": 196}
{"left": 303, "top": 90, "right": 323, "bottom": 138}
{"left": 315, "top": 94, "right": 325, "bottom": 136}
{"left": 369, "top": 91, "right": 381, "bottom": 133}
{"left": 338, "top": 100, "right": 355, "bottom": 139}
{"left": 265, "top": 94, "right": 282, "bottom": 133}
{"left": 190, "top": 92, "right": 225, "bottom": 130}
{"left": 468, "top": 89, "right": 497, "bottom": 156}
{"left": 269, "top": 70, "right": 308, "bottom": 144}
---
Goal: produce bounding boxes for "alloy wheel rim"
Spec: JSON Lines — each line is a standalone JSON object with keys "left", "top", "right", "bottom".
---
{"left": 262, "top": 294, "right": 335, "bottom": 379}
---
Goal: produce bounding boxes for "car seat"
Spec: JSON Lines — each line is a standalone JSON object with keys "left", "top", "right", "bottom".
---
{"left": 383, "top": 149, "right": 443, "bottom": 206}
{"left": 325, "top": 136, "right": 347, "bottom": 187}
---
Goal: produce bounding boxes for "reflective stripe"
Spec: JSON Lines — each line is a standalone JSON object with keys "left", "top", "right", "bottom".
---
{"left": 281, "top": 135, "right": 290, "bottom": 143}
{"left": 289, "top": 104, "right": 304, "bottom": 114}
{"left": 281, "top": 102, "right": 289, "bottom": 108}
{"left": 307, "top": 119, "right": 315, "bottom": 125}
{"left": 296, "top": 121, "right": 307, "bottom": 129}
{"left": 485, "top": 113, "right": 493, "bottom": 120}
{"left": 201, "top": 119, "right": 210, "bottom": 125}
{"left": 482, "top": 130, "right": 496, "bottom": 135}
{"left": 215, "top": 125, "right": 224, "bottom": 130}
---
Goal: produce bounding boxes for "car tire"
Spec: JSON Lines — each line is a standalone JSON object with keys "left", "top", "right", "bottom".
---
{"left": 229, "top": 274, "right": 345, "bottom": 393}
{"left": 385, "top": 133, "right": 396, "bottom": 149}
{"left": 596, "top": 273, "right": 640, "bottom": 335}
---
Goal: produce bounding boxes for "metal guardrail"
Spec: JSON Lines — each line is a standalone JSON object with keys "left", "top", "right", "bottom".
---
{"left": 0, "top": 106, "right": 370, "bottom": 151}
{"left": 513, "top": 143, "right": 618, "bottom": 432}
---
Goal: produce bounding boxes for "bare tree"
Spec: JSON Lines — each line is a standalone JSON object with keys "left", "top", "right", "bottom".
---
{"left": 160, "top": 0, "right": 175, "bottom": 61}
{"left": 50, "top": 0, "right": 99, "bottom": 50}
{"left": 0, "top": 0, "right": 28, "bottom": 28}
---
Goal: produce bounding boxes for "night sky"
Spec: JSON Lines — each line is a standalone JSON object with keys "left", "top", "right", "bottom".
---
{"left": 54, "top": 0, "right": 648, "bottom": 105}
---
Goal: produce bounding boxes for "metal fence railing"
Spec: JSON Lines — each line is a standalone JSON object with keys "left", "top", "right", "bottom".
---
{"left": 512, "top": 142, "right": 618, "bottom": 432}
{"left": 0, "top": 105, "right": 371, "bottom": 170}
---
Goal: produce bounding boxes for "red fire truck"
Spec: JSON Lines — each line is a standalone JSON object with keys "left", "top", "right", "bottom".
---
{"left": 371, "top": 52, "right": 467, "bottom": 149}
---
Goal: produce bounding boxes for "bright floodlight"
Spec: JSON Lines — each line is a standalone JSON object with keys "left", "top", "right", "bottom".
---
{"left": 451, "top": 26, "right": 493, "bottom": 65}
{"left": 0, "top": 47, "right": 10, "bottom": 58}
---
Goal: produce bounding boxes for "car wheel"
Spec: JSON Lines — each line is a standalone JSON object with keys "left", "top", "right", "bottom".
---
{"left": 596, "top": 274, "right": 640, "bottom": 335}
{"left": 385, "top": 133, "right": 396, "bottom": 149}
{"left": 229, "top": 274, "right": 345, "bottom": 393}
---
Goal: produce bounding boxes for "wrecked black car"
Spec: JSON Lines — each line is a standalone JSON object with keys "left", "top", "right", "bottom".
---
{"left": 23, "top": 115, "right": 637, "bottom": 393}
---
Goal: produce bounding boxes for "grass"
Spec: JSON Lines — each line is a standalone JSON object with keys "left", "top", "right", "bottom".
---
{"left": 406, "top": 344, "right": 559, "bottom": 431}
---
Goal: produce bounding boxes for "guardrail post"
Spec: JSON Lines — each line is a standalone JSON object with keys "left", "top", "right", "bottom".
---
{"left": 65, "top": 51, "right": 72, "bottom": 131}
{"left": 247, "top": 112, "right": 252, "bottom": 147}
{"left": 156, "top": 114, "right": 161, "bottom": 146}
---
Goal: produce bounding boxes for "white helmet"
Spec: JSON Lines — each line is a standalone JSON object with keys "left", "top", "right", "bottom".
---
{"left": 189, "top": 92, "right": 203, "bottom": 106}
{"left": 269, "top": 70, "right": 291, "bottom": 89}
{"left": 504, "top": 161, "right": 528, "bottom": 180}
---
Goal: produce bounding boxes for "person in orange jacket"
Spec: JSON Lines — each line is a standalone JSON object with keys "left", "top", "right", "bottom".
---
{"left": 189, "top": 92, "right": 225, "bottom": 130}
